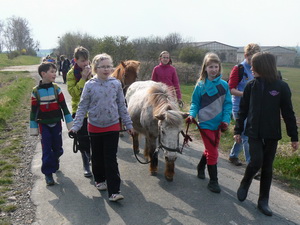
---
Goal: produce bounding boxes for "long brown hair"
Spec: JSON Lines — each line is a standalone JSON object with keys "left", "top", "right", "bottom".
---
{"left": 251, "top": 52, "right": 278, "bottom": 83}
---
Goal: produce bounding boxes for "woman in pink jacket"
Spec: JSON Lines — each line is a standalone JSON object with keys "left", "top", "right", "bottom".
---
{"left": 151, "top": 51, "right": 182, "bottom": 104}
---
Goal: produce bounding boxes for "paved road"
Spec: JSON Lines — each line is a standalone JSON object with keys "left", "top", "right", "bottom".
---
{"left": 3, "top": 65, "right": 300, "bottom": 225}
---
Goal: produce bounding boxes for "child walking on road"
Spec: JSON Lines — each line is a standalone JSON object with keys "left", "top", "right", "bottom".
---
{"left": 187, "top": 52, "right": 232, "bottom": 193}
{"left": 67, "top": 46, "right": 93, "bottom": 177}
{"left": 69, "top": 53, "right": 134, "bottom": 202}
{"left": 234, "top": 52, "right": 298, "bottom": 216}
{"left": 30, "top": 62, "right": 73, "bottom": 185}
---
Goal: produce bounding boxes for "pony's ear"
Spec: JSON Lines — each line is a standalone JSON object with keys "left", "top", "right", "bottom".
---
{"left": 121, "top": 61, "right": 126, "bottom": 68}
{"left": 155, "top": 114, "right": 165, "bottom": 121}
{"left": 181, "top": 112, "right": 189, "bottom": 119}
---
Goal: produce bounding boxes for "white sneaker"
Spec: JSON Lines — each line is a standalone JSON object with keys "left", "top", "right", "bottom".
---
{"left": 95, "top": 182, "right": 107, "bottom": 191}
{"left": 109, "top": 193, "right": 124, "bottom": 202}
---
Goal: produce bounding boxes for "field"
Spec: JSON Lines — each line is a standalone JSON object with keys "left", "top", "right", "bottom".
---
{"left": 180, "top": 65, "right": 300, "bottom": 190}
{"left": 0, "top": 54, "right": 40, "bottom": 69}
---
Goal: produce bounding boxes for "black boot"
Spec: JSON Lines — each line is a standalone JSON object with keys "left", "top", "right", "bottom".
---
{"left": 257, "top": 168, "right": 273, "bottom": 216}
{"left": 197, "top": 154, "right": 206, "bottom": 179}
{"left": 207, "top": 164, "right": 221, "bottom": 193}
{"left": 237, "top": 165, "right": 259, "bottom": 201}
{"left": 258, "top": 199, "right": 272, "bottom": 216}
{"left": 81, "top": 151, "right": 92, "bottom": 177}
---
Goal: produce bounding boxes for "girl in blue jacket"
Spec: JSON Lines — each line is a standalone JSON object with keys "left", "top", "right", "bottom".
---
{"left": 188, "top": 52, "right": 232, "bottom": 193}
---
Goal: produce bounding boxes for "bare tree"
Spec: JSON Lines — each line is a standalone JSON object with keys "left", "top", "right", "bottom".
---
{"left": 3, "top": 16, "right": 38, "bottom": 57}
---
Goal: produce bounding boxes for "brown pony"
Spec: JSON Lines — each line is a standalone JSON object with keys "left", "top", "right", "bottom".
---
{"left": 111, "top": 60, "right": 140, "bottom": 94}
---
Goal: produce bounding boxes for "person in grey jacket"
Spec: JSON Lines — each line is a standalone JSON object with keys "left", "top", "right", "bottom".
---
{"left": 234, "top": 52, "right": 298, "bottom": 216}
{"left": 70, "top": 53, "right": 134, "bottom": 202}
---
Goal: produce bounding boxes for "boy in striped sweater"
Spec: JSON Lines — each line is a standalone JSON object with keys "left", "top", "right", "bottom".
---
{"left": 30, "top": 62, "right": 73, "bottom": 185}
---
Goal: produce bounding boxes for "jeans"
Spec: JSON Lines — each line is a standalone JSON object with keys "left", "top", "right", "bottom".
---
{"left": 39, "top": 122, "right": 63, "bottom": 175}
{"left": 229, "top": 112, "right": 250, "bottom": 163}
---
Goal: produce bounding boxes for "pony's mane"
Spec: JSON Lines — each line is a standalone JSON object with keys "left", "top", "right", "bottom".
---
{"left": 148, "top": 84, "right": 181, "bottom": 126}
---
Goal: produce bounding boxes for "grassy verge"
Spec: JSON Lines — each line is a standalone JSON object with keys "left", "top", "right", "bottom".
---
{"left": 0, "top": 54, "right": 40, "bottom": 69}
{"left": 0, "top": 71, "right": 36, "bottom": 223}
{"left": 181, "top": 66, "right": 300, "bottom": 192}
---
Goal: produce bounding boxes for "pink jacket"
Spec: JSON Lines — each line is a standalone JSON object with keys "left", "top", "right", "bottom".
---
{"left": 151, "top": 63, "right": 182, "bottom": 100}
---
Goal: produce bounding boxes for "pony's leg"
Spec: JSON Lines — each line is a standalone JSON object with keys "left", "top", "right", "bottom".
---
{"left": 132, "top": 133, "right": 139, "bottom": 154}
{"left": 164, "top": 156, "right": 177, "bottom": 182}
{"left": 146, "top": 136, "right": 158, "bottom": 175}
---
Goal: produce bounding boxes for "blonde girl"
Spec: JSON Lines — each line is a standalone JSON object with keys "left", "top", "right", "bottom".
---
{"left": 188, "top": 52, "right": 232, "bottom": 193}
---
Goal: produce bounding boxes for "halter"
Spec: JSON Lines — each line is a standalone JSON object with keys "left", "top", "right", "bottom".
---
{"left": 157, "top": 123, "right": 182, "bottom": 153}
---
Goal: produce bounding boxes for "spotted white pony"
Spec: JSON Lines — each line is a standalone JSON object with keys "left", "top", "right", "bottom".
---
{"left": 126, "top": 81, "right": 188, "bottom": 181}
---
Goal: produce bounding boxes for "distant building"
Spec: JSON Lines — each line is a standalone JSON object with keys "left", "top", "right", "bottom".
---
{"left": 188, "top": 41, "right": 238, "bottom": 63}
{"left": 189, "top": 41, "right": 297, "bottom": 66}
{"left": 237, "top": 46, "right": 297, "bottom": 66}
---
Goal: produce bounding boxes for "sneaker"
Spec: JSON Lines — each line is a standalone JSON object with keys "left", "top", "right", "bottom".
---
{"left": 229, "top": 157, "right": 242, "bottom": 166}
{"left": 95, "top": 182, "right": 107, "bottom": 191}
{"left": 109, "top": 193, "right": 124, "bottom": 202}
{"left": 45, "top": 174, "right": 55, "bottom": 186}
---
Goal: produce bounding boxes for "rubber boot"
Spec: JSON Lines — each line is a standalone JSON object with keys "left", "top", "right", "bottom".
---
{"left": 207, "top": 164, "right": 221, "bottom": 193}
{"left": 257, "top": 169, "right": 273, "bottom": 216}
{"left": 237, "top": 165, "right": 259, "bottom": 201}
{"left": 81, "top": 151, "right": 92, "bottom": 177}
{"left": 197, "top": 154, "right": 206, "bottom": 179}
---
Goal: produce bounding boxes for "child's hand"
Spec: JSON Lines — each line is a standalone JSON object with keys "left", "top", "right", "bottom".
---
{"left": 68, "top": 130, "right": 77, "bottom": 139}
{"left": 186, "top": 116, "right": 194, "bottom": 124}
{"left": 82, "top": 65, "right": 91, "bottom": 80}
{"left": 220, "top": 122, "right": 228, "bottom": 132}
{"left": 291, "top": 142, "right": 299, "bottom": 151}
{"left": 127, "top": 128, "right": 135, "bottom": 136}
{"left": 234, "top": 134, "right": 241, "bottom": 143}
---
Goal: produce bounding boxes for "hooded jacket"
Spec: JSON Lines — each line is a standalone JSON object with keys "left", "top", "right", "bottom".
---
{"left": 72, "top": 76, "right": 133, "bottom": 132}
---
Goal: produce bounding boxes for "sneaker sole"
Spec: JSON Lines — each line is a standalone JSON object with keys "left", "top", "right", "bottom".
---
{"left": 109, "top": 196, "right": 124, "bottom": 202}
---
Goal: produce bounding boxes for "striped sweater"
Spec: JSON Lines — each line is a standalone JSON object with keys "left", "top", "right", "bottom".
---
{"left": 30, "top": 82, "right": 73, "bottom": 135}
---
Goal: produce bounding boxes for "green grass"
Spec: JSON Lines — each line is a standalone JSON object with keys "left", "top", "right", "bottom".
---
{"left": 181, "top": 65, "right": 300, "bottom": 191}
{"left": 0, "top": 71, "right": 36, "bottom": 218}
{"left": 0, "top": 53, "right": 40, "bottom": 69}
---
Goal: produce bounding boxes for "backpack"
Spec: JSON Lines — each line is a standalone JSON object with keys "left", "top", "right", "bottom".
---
{"left": 237, "top": 64, "right": 248, "bottom": 83}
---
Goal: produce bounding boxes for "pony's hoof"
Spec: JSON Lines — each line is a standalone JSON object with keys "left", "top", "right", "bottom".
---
{"left": 150, "top": 171, "right": 157, "bottom": 176}
{"left": 165, "top": 176, "right": 174, "bottom": 182}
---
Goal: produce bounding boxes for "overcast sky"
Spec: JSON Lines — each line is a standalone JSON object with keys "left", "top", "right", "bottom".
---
{"left": 1, "top": 0, "right": 300, "bottom": 49}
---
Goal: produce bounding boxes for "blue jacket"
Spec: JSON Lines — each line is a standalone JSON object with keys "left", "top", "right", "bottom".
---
{"left": 189, "top": 75, "right": 232, "bottom": 130}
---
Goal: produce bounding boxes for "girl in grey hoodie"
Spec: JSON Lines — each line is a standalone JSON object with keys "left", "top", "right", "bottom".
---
{"left": 70, "top": 53, "right": 134, "bottom": 202}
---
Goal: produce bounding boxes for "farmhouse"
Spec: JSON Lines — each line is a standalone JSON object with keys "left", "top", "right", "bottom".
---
{"left": 188, "top": 41, "right": 238, "bottom": 63}
{"left": 189, "top": 41, "right": 297, "bottom": 66}
{"left": 237, "top": 46, "right": 297, "bottom": 66}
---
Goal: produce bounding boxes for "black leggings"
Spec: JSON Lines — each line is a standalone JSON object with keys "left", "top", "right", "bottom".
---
{"left": 90, "top": 131, "right": 120, "bottom": 197}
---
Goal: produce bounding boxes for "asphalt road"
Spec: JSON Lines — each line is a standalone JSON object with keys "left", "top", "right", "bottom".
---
{"left": 3, "top": 65, "right": 300, "bottom": 225}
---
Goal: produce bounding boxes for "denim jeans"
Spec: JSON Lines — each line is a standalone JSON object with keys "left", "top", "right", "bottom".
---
{"left": 229, "top": 112, "right": 250, "bottom": 163}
